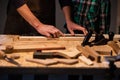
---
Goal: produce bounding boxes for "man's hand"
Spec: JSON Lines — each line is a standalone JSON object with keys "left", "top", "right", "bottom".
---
{"left": 36, "top": 24, "right": 64, "bottom": 38}
{"left": 66, "top": 21, "right": 88, "bottom": 36}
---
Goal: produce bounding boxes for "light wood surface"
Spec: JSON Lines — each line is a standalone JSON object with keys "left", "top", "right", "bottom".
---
{"left": 0, "top": 34, "right": 120, "bottom": 69}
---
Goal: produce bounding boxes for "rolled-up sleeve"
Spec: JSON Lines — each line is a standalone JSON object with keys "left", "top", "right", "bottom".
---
{"left": 11, "top": 0, "right": 26, "bottom": 9}
{"left": 59, "top": 0, "right": 71, "bottom": 9}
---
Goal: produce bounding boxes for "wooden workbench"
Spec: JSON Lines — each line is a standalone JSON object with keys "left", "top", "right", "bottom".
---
{"left": 0, "top": 34, "right": 120, "bottom": 75}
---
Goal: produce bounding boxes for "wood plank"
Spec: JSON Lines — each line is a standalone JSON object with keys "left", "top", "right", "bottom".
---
{"left": 19, "top": 36, "right": 84, "bottom": 41}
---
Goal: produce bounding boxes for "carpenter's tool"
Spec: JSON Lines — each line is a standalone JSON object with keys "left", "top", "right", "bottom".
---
{"left": 81, "top": 29, "right": 114, "bottom": 46}
{"left": 0, "top": 50, "right": 20, "bottom": 66}
{"left": 108, "top": 32, "right": 115, "bottom": 41}
{"left": 81, "top": 29, "right": 93, "bottom": 46}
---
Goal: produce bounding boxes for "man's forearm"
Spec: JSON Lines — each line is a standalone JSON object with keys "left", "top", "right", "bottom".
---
{"left": 62, "top": 6, "right": 72, "bottom": 24}
{"left": 17, "top": 4, "right": 43, "bottom": 29}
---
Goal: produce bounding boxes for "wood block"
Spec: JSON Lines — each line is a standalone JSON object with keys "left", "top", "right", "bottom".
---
{"left": 84, "top": 46, "right": 101, "bottom": 63}
{"left": 107, "top": 41, "right": 120, "bottom": 54}
{"left": 92, "top": 45, "right": 111, "bottom": 55}
{"left": 76, "top": 45, "right": 89, "bottom": 57}
{"left": 78, "top": 55, "right": 93, "bottom": 65}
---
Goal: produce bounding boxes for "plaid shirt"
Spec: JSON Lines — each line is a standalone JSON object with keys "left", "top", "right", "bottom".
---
{"left": 71, "top": 0, "right": 111, "bottom": 33}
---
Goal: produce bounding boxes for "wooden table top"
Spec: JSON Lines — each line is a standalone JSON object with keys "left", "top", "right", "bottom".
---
{"left": 0, "top": 34, "right": 120, "bottom": 74}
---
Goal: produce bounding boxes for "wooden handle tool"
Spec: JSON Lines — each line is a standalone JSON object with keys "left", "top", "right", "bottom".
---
{"left": 0, "top": 50, "right": 7, "bottom": 59}
{"left": 0, "top": 50, "right": 20, "bottom": 66}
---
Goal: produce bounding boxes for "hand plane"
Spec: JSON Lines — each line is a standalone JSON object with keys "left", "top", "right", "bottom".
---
{"left": 81, "top": 29, "right": 114, "bottom": 46}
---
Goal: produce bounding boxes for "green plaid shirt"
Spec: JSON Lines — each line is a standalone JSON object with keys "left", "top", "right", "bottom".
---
{"left": 71, "top": 0, "right": 111, "bottom": 33}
